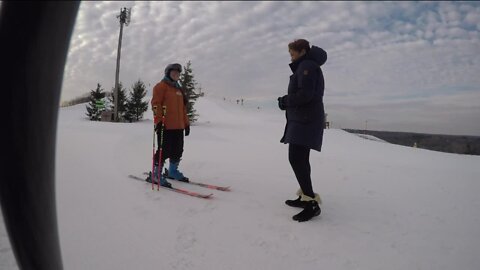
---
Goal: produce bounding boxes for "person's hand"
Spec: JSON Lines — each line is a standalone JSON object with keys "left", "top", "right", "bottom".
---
{"left": 278, "top": 96, "right": 287, "bottom": 110}
{"left": 185, "top": 126, "right": 190, "bottom": 136}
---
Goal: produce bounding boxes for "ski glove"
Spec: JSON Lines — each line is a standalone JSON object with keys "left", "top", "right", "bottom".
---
{"left": 278, "top": 96, "right": 287, "bottom": 110}
{"left": 185, "top": 126, "right": 190, "bottom": 136}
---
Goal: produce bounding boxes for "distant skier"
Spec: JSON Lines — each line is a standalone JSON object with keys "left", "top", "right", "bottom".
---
{"left": 147, "top": 63, "right": 191, "bottom": 187}
{"left": 278, "top": 39, "right": 327, "bottom": 222}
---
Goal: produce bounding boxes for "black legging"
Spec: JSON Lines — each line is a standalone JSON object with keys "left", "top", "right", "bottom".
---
{"left": 154, "top": 129, "right": 184, "bottom": 165}
{"left": 288, "top": 143, "right": 314, "bottom": 198}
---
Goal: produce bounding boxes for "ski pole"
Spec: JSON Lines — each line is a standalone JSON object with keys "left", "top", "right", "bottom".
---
{"left": 151, "top": 127, "right": 155, "bottom": 190}
{"left": 151, "top": 106, "right": 157, "bottom": 190}
{"left": 157, "top": 106, "right": 167, "bottom": 190}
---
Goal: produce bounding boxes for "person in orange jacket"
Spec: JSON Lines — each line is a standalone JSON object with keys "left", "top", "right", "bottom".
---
{"left": 148, "top": 63, "right": 190, "bottom": 187}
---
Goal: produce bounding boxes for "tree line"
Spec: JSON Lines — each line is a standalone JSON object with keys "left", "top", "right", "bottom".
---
{"left": 86, "top": 80, "right": 148, "bottom": 122}
{"left": 344, "top": 129, "right": 480, "bottom": 156}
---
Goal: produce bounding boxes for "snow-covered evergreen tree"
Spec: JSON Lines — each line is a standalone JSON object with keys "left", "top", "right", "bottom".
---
{"left": 179, "top": 61, "right": 200, "bottom": 123}
{"left": 85, "top": 83, "right": 106, "bottom": 121}
{"left": 124, "top": 80, "right": 148, "bottom": 122}
{"left": 109, "top": 82, "right": 127, "bottom": 121}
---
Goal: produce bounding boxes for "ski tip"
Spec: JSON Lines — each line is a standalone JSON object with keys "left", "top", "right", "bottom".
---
{"left": 199, "top": 193, "right": 214, "bottom": 199}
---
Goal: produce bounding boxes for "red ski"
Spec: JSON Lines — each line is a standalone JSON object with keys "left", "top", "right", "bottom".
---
{"left": 128, "top": 175, "right": 213, "bottom": 199}
{"left": 143, "top": 171, "right": 231, "bottom": 192}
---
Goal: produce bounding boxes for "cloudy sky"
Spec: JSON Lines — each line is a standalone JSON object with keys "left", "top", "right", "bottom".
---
{"left": 62, "top": 1, "right": 480, "bottom": 136}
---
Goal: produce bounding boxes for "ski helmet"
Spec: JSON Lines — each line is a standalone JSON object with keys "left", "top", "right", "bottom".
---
{"left": 164, "top": 63, "right": 182, "bottom": 76}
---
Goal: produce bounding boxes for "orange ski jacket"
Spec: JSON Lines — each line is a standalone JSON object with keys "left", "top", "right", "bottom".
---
{"left": 151, "top": 79, "right": 189, "bottom": 130}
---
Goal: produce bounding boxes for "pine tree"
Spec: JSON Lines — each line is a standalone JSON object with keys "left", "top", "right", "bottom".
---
{"left": 179, "top": 60, "right": 200, "bottom": 123}
{"left": 109, "top": 82, "right": 127, "bottom": 121}
{"left": 85, "top": 83, "right": 106, "bottom": 121}
{"left": 125, "top": 80, "right": 149, "bottom": 122}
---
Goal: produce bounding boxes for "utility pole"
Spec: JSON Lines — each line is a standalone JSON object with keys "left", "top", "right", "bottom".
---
{"left": 113, "top": 7, "right": 131, "bottom": 122}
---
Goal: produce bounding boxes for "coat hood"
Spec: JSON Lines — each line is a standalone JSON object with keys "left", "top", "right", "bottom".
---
{"left": 307, "top": 46, "right": 327, "bottom": 66}
{"left": 289, "top": 45, "right": 327, "bottom": 73}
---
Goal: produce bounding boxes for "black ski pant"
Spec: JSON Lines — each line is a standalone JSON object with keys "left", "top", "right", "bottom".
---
{"left": 288, "top": 143, "right": 315, "bottom": 198}
{"left": 154, "top": 129, "right": 184, "bottom": 165}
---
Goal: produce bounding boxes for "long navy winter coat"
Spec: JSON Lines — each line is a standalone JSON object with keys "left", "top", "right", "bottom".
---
{"left": 280, "top": 46, "right": 327, "bottom": 151}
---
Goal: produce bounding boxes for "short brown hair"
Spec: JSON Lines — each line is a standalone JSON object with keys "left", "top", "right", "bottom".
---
{"left": 288, "top": 39, "right": 310, "bottom": 53}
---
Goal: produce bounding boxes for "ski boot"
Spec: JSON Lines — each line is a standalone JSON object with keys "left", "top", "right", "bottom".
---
{"left": 146, "top": 164, "right": 172, "bottom": 188}
{"left": 166, "top": 160, "right": 189, "bottom": 182}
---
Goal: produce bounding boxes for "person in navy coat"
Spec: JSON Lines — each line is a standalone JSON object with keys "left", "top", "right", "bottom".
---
{"left": 278, "top": 39, "right": 327, "bottom": 222}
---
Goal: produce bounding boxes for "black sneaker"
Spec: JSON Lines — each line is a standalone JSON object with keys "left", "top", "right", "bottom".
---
{"left": 285, "top": 196, "right": 308, "bottom": 208}
{"left": 292, "top": 201, "right": 321, "bottom": 222}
